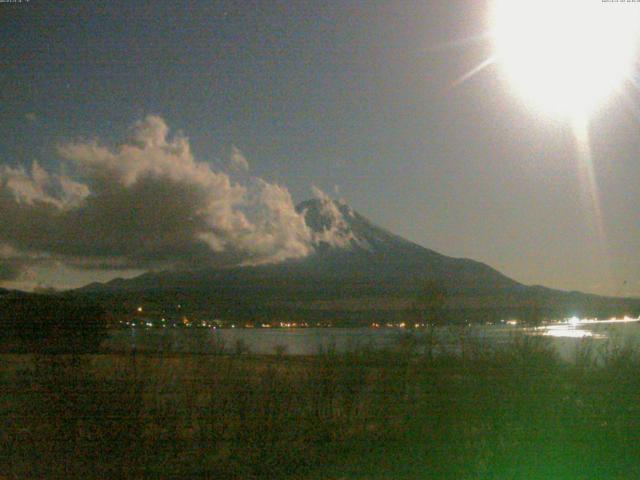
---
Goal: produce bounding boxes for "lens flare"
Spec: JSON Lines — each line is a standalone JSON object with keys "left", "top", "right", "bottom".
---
{"left": 491, "top": 0, "right": 640, "bottom": 118}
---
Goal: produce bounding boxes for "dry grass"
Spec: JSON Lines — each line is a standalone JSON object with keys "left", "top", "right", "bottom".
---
{"left": 1, "top": 335, "right": 640, "bottom": 479}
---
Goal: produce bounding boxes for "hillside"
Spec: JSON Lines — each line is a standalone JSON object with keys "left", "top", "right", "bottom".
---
{"left": 76, "top": 198, "right": 640, "bottom": 324}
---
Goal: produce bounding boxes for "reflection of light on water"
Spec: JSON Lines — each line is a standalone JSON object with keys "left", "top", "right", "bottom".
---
{"left": 533, "top": 316, "right": 639, "bottom": 339}
{"left": 540, "top": 325, "right": 606, "bottom": 339}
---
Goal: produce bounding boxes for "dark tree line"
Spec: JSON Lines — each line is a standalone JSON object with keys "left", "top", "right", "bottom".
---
{"left": 0, "top": 295, "right": 107, "bottom": 353}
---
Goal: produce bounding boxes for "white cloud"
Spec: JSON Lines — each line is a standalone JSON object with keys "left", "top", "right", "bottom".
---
{"left": 1, "top": 161, "right": 88, "bottom": 208}
{"left": 0, "top": 115, "right": 316, "bottom": 285}
{"left": 308, "top": 185, "right": 359, "bottom": 248}
{"left": 230, "top": 145, "right": 250, "bottom": 172}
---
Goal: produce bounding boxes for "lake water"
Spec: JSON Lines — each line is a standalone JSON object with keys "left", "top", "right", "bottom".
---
{"left": 103, "top": 316, "right": 640, "bottom": 362}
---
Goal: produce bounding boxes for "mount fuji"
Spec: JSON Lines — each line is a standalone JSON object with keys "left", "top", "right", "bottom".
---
{"left": 76, "top": 198, "right": 640, "bottom": 324}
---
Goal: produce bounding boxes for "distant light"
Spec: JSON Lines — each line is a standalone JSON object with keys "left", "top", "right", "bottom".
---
{"left": 563, "top": 316, "right": 639, "bottom": 325}
{"left": 137, "top": 306, "right": 143, "bottom": 313}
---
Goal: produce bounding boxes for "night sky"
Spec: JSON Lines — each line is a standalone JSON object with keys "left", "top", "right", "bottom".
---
{"left": 1, "top": 0, "right": 639, "bottom": 296}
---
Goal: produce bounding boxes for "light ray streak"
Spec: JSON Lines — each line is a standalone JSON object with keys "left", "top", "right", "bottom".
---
{"left": 571, "top": 116, "right": 614, "bottom": 294}
{"left": 450, "top": 54, "right": 497, "bottom": 89}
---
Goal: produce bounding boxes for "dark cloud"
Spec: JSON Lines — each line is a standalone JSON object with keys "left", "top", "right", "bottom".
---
{"left": 0, "top": 258, "right": 26, "bottom": 281}
{"left": 0, "top": 116, "right": 317, "bottom": 281}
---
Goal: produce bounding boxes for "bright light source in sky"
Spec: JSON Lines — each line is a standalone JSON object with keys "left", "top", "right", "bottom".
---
{"left": 491, "top": 0, "right": 640, "bottom": 118}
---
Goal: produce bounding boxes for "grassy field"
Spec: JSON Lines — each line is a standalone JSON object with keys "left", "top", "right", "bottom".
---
{"left": 1, "top": 334, "right": 640, "bottom": 479}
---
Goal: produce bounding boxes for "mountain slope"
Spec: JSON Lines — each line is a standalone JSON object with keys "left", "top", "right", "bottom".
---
{"left": 80, "top": 198, "right": 517, "bottom": 292}
{"left": 76, "top": 198, "right": 640, "bottom": 324}
{"left": 291, "top": 199, "right": 519, "bottom": 290}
